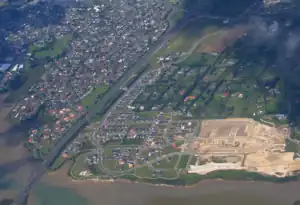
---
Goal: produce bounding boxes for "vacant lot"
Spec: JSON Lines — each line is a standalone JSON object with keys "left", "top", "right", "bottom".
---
{"left": 153, "top": 155, "right": 179, "bottom": 169}
{"left": 244, "top": 152, "right": 300, "bottom": 176}
{"left": 81, "top": 84, "right": 109, "bottom": 108}
{"left": 190, "top": 118, "right": 288, "bottom": 155}
{"left": 153, "top": 19, "right": 224, "bottom": 59}
{"left": 196, "top": 25, "right": 248, "bottom": 53}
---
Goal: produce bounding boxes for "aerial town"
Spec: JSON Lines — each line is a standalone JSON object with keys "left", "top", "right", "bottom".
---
{"left": 1, "top": 0, "right": 300, "bottom": 190}
{"left": 1, "top": 0, "right": 174, "bottom": 152}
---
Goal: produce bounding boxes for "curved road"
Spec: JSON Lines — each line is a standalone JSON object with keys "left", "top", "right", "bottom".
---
{"left": 12, "top": 2, "right": 267, "bottom": 203}
{"left": 12, "top": 12, "right": 226, "bottom": 205}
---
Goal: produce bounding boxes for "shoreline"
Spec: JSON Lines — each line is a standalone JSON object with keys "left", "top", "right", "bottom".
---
{"left": 65, "top": 168, "right": 300, "bottom": 189}
{"left": 66, "top": 174, "right": 300, "bottom": 189}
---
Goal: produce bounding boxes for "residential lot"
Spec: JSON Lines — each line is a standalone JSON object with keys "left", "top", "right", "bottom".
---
{"left": 5, "top": 0, "right": 299, "bottom": 185}
{"left": 5, "top": 0, "right": 175, "bottom": 158}
{"left": 62, "top": 15, "right": 300, "bottom": 180}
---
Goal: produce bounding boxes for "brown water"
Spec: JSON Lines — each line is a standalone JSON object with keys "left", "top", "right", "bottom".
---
{"left": 0, "top": 135, "right": 300, "bottom": 205}
{"left": 24, "top": 163, "right": 300, "bottom": 205}
{"left": 0, "top": 121, "right": 299, "bottom": 205}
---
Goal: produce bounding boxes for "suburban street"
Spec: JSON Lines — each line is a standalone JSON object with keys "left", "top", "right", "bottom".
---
{"left": 11, "top": 11, "right": 211, "bottom": 205}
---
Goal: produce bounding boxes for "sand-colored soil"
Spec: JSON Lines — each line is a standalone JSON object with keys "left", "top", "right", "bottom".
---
{"left": 188, "top": 118, "right": 299, "bottom": 176}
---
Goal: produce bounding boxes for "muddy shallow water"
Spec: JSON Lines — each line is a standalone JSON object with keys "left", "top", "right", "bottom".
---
{"left": 25, "top": 164, "right": 300, "bottom": 205}
{"left": 0, "top": 133, "right": 299, "bottom": 205}
{"left": 0, "top": 141, "right": 299, "bottom": 205}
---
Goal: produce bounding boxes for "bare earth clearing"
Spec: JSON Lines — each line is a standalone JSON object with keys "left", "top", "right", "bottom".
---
{"left": 188, "top": 118, "right": 300, "bottom": 177}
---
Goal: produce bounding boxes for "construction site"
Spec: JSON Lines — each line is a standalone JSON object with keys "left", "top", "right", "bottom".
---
{"left": 187, "top": 118, "right": 300, "bottom": 177}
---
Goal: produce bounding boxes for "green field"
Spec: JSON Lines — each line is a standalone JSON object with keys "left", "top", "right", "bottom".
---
{"left": 34, "top": 35, "right": 73, "bottom": 58}
{"left": 177, "top": 53, "right": 217, "bottom": 67}
{"left": 135, "top": 111, "right": 159, "bottom": 118}
{"left": 151, "top": 19, "right": 223, "bottom": 66}
{"left": 135, "top": 166, "right": 155, "bottom": 178}
{"left": 161, "top": 170, "right": 178, "bottom": 179}
{"left": 102, "top": 160, "right": 118, "bottom": 171}
{"left": 69, "top": 153, "right": 89, "bottom": 177}
{"left": 189, "top": 155, "right": 198, "bottom": 166}
{"left": 153, "top": 155, "right": 179, "bottom": 169}
{"left": 81, "top": 84, "right": 110, "bottom": 107}
{"left": 50, "top": 156, "right": 66, "bottom": 170}
{"left": 160, "top": 21, "right": 221, "bottom": 54}
{"left": 177, "top": 155, "right": 190, "bottom": 169}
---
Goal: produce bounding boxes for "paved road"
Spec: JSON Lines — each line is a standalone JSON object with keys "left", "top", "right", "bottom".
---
{"left": 11, "top": 11, "right": 212, "bottom": 205}
{"left": 98, "top": 149, "right": 191, "bottom": 176}
{"left": 12, "top": 3, "right": 267, "bottom": 203}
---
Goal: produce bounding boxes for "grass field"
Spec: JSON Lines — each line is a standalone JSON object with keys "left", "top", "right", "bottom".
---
{"left": 81, "top": 84, "right": 109, "bottom": 107}
{"left": 151, "top": 19, "right": 223, "bottom": 64}
{"left": 177, "top": 53, "right": 217, "bottom": 67}
{"left": 162, "top": 146, "right": 180, "bottom": 155}
{"left": 35, "top": 35, "right": 73, "bottom": 58}
{"left": 189, "top": 155, "right": 198, "bottom": 166}
{"left": 70, "top": 153, "right": 90, "bottom": 177}
{"left": 177, "top": 155, "right": 190, "bottom": 169}
{"left": 135, "top": 111, "right": 159, "bottom": 118}
{"left": 135, "top": 166, "right": 155, "bottom": 178}
{"left": 163, "top": 25, "right": 220, "bottom": 54}
{"left": 103, "top": 147, "right": 114, "bottom": 157}
{"left": 50, "top": 156, "right": 66, "bottom": 170}
{"left": 102, "top": 159, "right": 118, "bottom": 171}
{"left": 195, "top": 25, "right": 247, "bottom": 53}
{"left": 153, "top": 155, "right": 179, "bottom": 169}
{"left": 161, "top": 170, "right": 178, "bottom": 179}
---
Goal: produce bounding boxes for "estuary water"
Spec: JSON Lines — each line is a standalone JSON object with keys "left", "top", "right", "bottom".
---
{"left": 26, "top": 164, "right": 300, "bottom": 205}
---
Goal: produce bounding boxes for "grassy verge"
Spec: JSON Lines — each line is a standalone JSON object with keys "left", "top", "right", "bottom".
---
{"left": 49, "top": 156, "right": 67, "bottom": 171}
{"left": 177, "top": 155, "right": 190, "bottom": 169}
{"left": 81, "top": 84, "right": 109, "bottom": 108}
{"left": 121, "top": 170, "right": 300, "bottom": 186}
